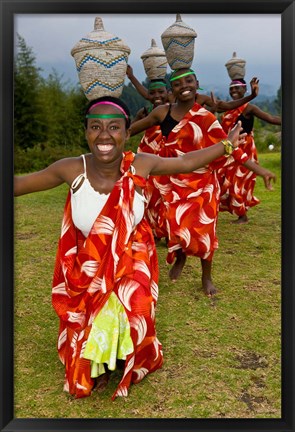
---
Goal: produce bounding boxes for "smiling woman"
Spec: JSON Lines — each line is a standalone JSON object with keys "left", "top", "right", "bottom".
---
{"left": 129, "top": 68, "right": 276, "bottom": 296}
{"left": 13, "top": 92, "right": 253, "bottom": 400}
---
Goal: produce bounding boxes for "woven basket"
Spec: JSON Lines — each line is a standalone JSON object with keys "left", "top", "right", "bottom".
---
{"left": 71, "top": 17, "right": 131, "bottom": 100}
{"left": 141, "top": 39, "right": 168, "bottom": 80}
{"left": 161, "top": 14, "right": 197, "bottom": 70}
{"left": 225, "top": 52, "right": 246, "bottom": 80}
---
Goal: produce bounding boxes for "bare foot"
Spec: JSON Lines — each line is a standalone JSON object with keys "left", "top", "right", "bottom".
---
{"left": 202, "top": 278, "right": 217, "bottom": 296}
{"left": 169, "top": 251, "right": 186, "bottom": 281}
{"left": 93, "top": 372, "right": 110, "bottom": 393}
{"left": 231, "top": 215, "right": 248, "bottom": 224}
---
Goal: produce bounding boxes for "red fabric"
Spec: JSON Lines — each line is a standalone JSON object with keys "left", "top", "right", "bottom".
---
{"left": 138, "top": 126, "right": 168, "bottom": 239}
{"left": 139, "top": 104, "right": 250, "bottom": 264}
{"left": 52, "top": 151, "right": 163, "bottom": 399}
{"left": 217, "top": 104, "right": 259, "bottom": 216}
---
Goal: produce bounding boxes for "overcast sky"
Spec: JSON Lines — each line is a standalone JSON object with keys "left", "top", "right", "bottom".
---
{"left": 14, "top": 13, "right": 281, "bottom": 95}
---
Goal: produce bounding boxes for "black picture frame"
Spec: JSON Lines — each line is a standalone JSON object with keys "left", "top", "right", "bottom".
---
{"left": 1, "top": 1, "right": 294, "bottom": 431}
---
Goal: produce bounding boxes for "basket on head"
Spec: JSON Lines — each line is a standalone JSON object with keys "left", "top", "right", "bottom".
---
{"left": 140, "top": 39, "right": 168, "bottom": 80}
{"left": 71, "top": 16, "right": 131, "bottom": 100}
{"left": 161, "top": 13, "right": 197, "bottom": 70}
{"left": 225, "top": 52, "right": 246, "bottom": 80}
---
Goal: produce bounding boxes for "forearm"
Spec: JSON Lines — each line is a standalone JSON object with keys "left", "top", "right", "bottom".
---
{"left": 130, "top": 111, "right": 159, "bottom": 136}
{"left": 183, "top": 121, "right": 246, "bottom": 172}
{"left": 270, "top": 116, "right": 281, "bottom": 125}
{"left": 243, "top": 159, "right": 263, "bottom": 175}
{"left": 243, "top": 159, "right": 276, "bottom": 190}
{"left": 182, "top": 142, "right": 226, "bottom": 171}
{"left": 129, "top": 75, "right": 149, "bottom": 100}
{"left": 151, "top": 142, "right": 227, "bottom": 176}
{"left": 130, "top": 119, "right": 147, "bottom": 136}
{"left": 216, "top": 93, "right": 255, "bottom": 112}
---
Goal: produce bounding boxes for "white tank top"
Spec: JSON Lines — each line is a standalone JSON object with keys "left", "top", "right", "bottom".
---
{"left": 71, "top": 155, "right": 146, "bottom": 238}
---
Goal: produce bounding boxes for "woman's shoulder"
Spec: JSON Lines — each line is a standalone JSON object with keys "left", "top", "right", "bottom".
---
{"left": 54, "top": 154, "right": 86, "bottom": 168}
{"left": 241, "top": 103, "right": 256, "bottom": 117}
{"left": 146, "top": 103, "right": 170, "bottom": 123}
{"left": 52, "top": 155, "right": 87, "bottom": 184}
{"left": 195, "top": 93, "right": 211, "bottom": 106}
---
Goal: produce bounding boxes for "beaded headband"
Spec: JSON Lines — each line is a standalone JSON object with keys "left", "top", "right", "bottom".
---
{"left": 169, "top": 69, "right": 204, "bottom": 90}
{"left": 86, "top": 101, "right": 129, "bottom": 120}
{"left": 229, "top": 80, "right": 247, "bottom": 88}
{"left": 148, "top": 81, "right": 167, "bottom": 90}
{"left": 86, "top": 114, "right": 126, "bottom": 119}
{"left": 169, "top": 69, "right": 195, "bottom": 82}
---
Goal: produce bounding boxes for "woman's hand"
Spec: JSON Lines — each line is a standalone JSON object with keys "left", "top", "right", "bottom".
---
{"left": 126, "top": 65, "right": 134, "bottom": 79}
{"left": 227, "top": 121, "right": 247, "bottom": 148}
{"left": 261, "top": 169, "right": 276, "bottom": 190}
{"left": 250, "top": 77, "right": 259, "bottom": 98}
{"left": 243, "top": 159, "right": 276, "bottom": 190}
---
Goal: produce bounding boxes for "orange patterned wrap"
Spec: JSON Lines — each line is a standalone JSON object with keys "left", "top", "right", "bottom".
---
{"left": 217, "top": 104, "right": 259, "bottom": 216}
{"left": 138, "top": 125, "right": 168, "bottom": 239}
{"left": 52, "top": 151, "right": 163, "bottom": 399}
{"left": 147, "top": 103, "right": 249, "bottom": 264}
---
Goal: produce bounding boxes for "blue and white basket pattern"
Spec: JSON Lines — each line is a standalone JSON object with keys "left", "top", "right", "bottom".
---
{"left": 141, "top": 39, "right": 168, "bottom": 80}
{"left": 71, "top": 17, "right": 131, "bottom": 100}
{"left": 142, "top": 58, "right": 167, "bottom": 80}
{"left": 161, "top": 37, "right": 195, "bottom": 70}
{"left": 161, "top": 14, "right": 197, "bottom": 71}
{"left": 225, "top": 52, "right": 246, "bottom": 80}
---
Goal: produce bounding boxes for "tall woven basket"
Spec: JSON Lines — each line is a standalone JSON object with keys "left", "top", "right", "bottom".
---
{"left": 71, "top": 17, "right": 131, "bottom": 100}
{"left": 141, "top": 39, "right": 168, "bottom": 80}
{"left": 161, "top": 14, "right": 197, "bottom": 70}
{"left": 225, "top": 52, "right": 246, "bottom": 80}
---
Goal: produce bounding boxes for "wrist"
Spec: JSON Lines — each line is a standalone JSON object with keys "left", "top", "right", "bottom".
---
{"left": 221, "top": 139, "right": 234, "bottom": 156}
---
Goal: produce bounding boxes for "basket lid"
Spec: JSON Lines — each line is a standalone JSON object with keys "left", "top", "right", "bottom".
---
{"left": 225, "top": 51, "right": 246, "bottom": 67}
{"left": 141, "top": 39, "right": 166, "bottom": 59}
{"left": 161, "top": 13, "right": 197, "bottom": 39}
{"left": 71, "top": 16, "right": 131, "bottom": 56}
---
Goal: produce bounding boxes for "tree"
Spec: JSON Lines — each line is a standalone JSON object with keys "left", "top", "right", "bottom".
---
{"left": 121, "top": 82, "right": 148, "bottom": 118}
{"left": 38, "top": 70, "right": 86, "bottom": 148}
{"left": 274, "top": 85, "right": 281, "bottom": 114}
{"left": 14, "top": 34, "right": 47, "bottom": 149}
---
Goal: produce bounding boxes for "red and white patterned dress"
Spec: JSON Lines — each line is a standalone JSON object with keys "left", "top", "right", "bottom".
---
{"left": 138, "top": 125, "right": 168, "bottom": 239}
{"left": 52, "top": 152, "right": 163, "bottom": 400}
{"left": 143, "top": 103, "right": 249, "bottom": 265}
{"left": 217, "top": 104, "right": 259, "bottom": 216}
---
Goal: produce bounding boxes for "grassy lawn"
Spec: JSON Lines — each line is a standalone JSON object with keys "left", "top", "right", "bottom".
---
{"left": 14, "top": 152, "right": 281, "bottom": 419}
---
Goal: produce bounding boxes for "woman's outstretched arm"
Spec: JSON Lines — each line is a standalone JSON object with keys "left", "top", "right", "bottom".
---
{"left": 14, "top": 158, "right": 76, "bottom": 196}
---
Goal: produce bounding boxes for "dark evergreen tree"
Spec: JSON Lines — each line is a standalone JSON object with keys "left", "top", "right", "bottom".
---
{"left": 274, "top": 85, "right": 281, "bottom": 114}
{"left": 121, "top": 82, "right": 148, "bottom": 118}
{"left": 14, "top": 34, "right": 47, "bottom": 149}
{"left": 39, "top": 70, "right": 86, "bottom": 148}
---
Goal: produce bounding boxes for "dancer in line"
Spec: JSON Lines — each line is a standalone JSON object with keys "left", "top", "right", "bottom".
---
{"left": 130, "top": 69, "right": 276, "bottom": 295}
{"left": 14, "top": 95, "right": 248, "bottom": 399}
{"left": 216, "top": 78, "right": 281, "bottom": 223}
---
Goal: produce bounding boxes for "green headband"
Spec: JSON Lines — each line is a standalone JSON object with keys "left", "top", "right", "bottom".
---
{"left": 148, "top": 81, "right": 167, "bottom": 90}
{"left": 169, "top": 69, "right": 204, "bottom": 90}
{"left": 86, "top": 114, "right": 126, "bottom": 119}
{"left": 169, "top": 70, "right": 195, "bottom": 82}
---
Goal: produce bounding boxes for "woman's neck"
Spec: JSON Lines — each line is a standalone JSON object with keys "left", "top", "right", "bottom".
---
{"left": 88, "top": 153, "right": 123, "bottom": 179}
{"left": 173, "top": 98, "right": 195, "bottom": 119}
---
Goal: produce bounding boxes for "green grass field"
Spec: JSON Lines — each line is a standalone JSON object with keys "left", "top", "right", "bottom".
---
{"left": 14, "top": 152, "right": 281, "bottom": 419}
